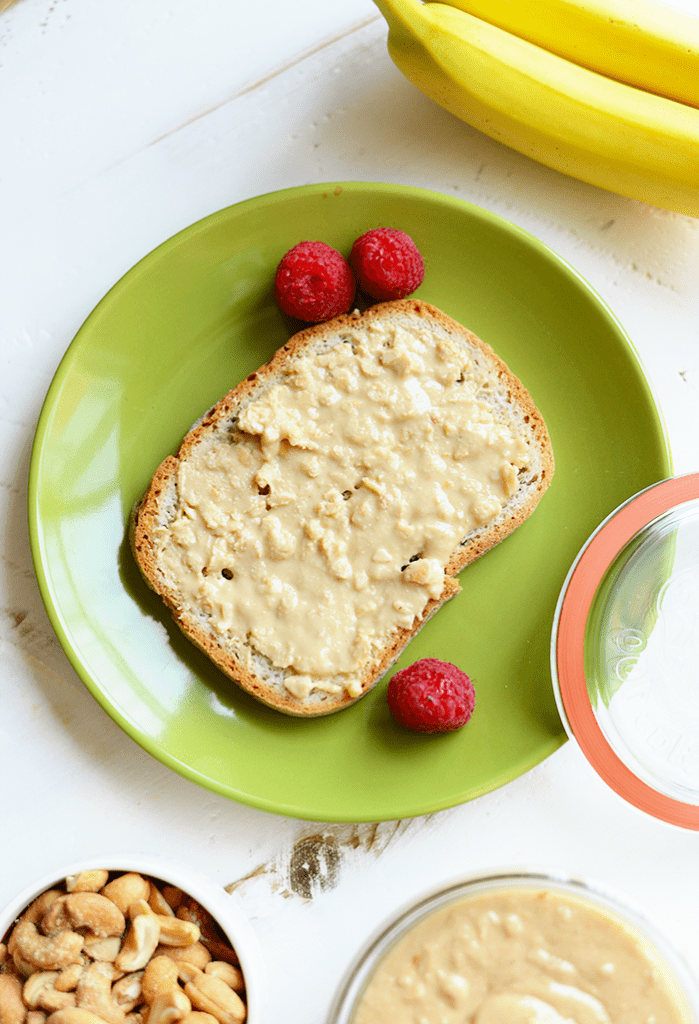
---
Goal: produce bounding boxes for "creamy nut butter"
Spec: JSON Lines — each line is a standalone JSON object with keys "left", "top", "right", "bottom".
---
{"left": 353, "top": 887, "right": 688, "bottom": 1024}
{"left": 154, "top": 321, "right": 529, "bottom": 698}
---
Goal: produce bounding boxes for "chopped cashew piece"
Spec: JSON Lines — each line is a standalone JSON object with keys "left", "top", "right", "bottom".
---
{"left": 65, "top": 873, "right": 110, "bottom": 895}
{"left": 42, "top": 895, "right": 125, "bottom": 940}
{"left": 177, "top": 965, "right": 246, "bottom": 1024}
{"left": 0, "top": 972, "right": 26, "bottom": 1024}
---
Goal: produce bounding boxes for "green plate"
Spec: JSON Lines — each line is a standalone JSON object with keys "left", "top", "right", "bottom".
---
{"left": 28, "top": 182, "right": 671, "bottom": 822}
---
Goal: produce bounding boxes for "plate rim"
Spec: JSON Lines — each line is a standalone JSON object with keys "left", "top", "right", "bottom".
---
{"left": 27, "top": 180, "right": 671, "bottom": 821}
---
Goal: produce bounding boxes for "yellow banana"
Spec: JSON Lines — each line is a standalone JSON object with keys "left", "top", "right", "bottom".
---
{"left": 372, "top": 0, "right": 699, "bottom": 217}
{"left": 429, "top": 0, "right": 699, "bottom": 108}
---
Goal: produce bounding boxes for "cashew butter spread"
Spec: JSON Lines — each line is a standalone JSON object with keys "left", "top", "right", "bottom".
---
{"left": 353, "top": 887, "right": 688, "bottom": 1024}
{"left": 153, "top": 320, "right": 529, "bottom": 699}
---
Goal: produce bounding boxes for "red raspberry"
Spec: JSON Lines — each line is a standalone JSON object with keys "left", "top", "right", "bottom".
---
{"left": 274, "top": 240, "right": 356, "bottom": 323}
{"left": 387, "top": 658, "right": 475, "bottom": 733}
{"left": 350, "top": 227, "right": 424, "bottom": 301}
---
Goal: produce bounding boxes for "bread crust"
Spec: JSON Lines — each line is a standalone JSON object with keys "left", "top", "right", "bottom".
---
{"left": 130, "top": 300, "right": 554, "bottom": 716}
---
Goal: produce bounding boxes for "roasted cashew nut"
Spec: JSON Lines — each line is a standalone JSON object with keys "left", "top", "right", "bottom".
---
{"left": 110, "top": 972, "right": 144, "bottom": 1013}
{"left": 153, "top": 916, "right": 199, "bottom": 948}
{"left": 0, "top": 972, "right": 27, "bottom": 1024}
{"left": 23, "top": 971, "right": 77, "bottom": 1012}
{"left": 27, "top": 1011, "right": 49, "bottom": 1024}
{"left": 114, "top": 906, "right": 159, "bottom": 973}
{"left": 42, "top": 895, "right": 125, "bottom": 940}
{"left": 147, "top": 990, "right": 191, "bottom": 1024}
{"left": 146, "top": 887, "right": 175, "bottom": 918}
{"left": 19, "top": 892, "right": 64, "bottom": 928}
{"left": 10, "top": 948, "right": 38, "bottom": 980}
{"left": 177, "top": 965, "right": 246, "bottom": 1024}
{"left": 175, "top": 907, "right": 238, "bottom": 967}
{"left": 128, "top": 900, "right": 199, "bottom": 948}
{"left": 7, "top": 891, "right": 66, "bottom": 975}
{"left": 141, "top": 956, "right": 179, "bottom": 1005}
{"left": 10, "top": 920, "right": 83, "bottom": 973}
{"left": 65, "top": 874, "right": 109, "bottom": 895}
{"left": 194, "top": 936, "right": 238, "bottom": 969}
{"left": 179, "top": 1016, "right": 219, "bottom": 1024}
{"left": 55, "top": 965, "right": 84, "bottom": 993}
{"left": 140, "top": 954, "right": 192, "bottom": 1024}
{"left": 152, "top": 943, "right": 211, "bottom": 970}
{"left": 99, "top": 876, "right": 150, "bottom": 917}
{"left": 45, "top": 1011, "right": 111, "bottom": 1024}
{"left": 81, "top": 936, "right": 121, "bottom": 964}
{"left": 35, "top": 990, "right": 77, "bottom": 1014}
{"left": 203, "top": 964, "right": 244, "bottom": 995}
{"left": 160, "top": 888, "right": 186, "bottom": 915}
{"left": 75, "top": 962, "right": 125, "bottom": 1024}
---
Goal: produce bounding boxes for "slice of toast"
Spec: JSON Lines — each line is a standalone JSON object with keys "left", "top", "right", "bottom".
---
{"left": 131, "top": 300, "right": 554, "bottom": 716}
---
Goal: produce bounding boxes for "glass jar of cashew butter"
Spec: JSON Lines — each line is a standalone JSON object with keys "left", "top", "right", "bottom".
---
{"left": 328, "top": 871, "right": 699, "bottom": 1024}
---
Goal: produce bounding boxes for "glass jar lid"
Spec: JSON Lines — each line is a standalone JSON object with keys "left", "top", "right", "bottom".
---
{"left": 552, "top": 474, "right": 699, "bottom": 829}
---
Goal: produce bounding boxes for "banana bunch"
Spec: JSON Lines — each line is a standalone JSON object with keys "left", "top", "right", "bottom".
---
{"left": 371, "top": 0, "right": 699, "bottom": 216}
{"left": 431, "top": 0, "right": 699, "bottom": 109}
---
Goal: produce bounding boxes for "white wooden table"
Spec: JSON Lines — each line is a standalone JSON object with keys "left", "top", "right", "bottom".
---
{"left": 2, "top": 1, "right": 699, "bottom": 1020}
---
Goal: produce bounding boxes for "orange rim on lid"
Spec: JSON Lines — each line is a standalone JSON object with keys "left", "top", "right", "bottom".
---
{"left": 553, "top": 474, "right": 699, "bottom": 830}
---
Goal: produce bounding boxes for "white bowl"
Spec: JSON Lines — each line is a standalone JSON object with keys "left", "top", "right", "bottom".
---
{"left": 0, "top": 852, "right": 264, "bottom": 1022}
